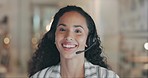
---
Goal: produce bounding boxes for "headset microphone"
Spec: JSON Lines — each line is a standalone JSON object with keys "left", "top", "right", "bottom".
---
{"left": 76, "top": 40, "right": 96, "bottom": 54}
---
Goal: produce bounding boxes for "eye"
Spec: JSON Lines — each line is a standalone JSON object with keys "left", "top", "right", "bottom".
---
{"left": 75, "top": 29, "right": 82, "bottom": 33}
{"left": 59, "top": 28, "right": 66, "bottom": 31}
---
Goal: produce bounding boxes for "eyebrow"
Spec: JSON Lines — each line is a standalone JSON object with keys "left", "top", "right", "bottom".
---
{"left": 58, "top": 23, "right": 66, "bottom": 26}
{"left": 74, "top": 25, "right": 84, "bottom": 29}
{"left": 58, "top": 23, "right": 84, "bottom": 29}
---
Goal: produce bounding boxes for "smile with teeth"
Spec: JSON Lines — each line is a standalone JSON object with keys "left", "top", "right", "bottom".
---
{"left": 62, "top": 44, "right": 77, "bottom": 48}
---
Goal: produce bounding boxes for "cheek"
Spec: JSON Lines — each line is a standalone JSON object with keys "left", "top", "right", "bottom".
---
{"left": 55, "top": 34, "right": 63, "bottom": 43}
{"left": 55, "top": 32, "right": 62, "bottom": 43}
{"left": 55, "top": 34, "right": 63, "bottom": 51}
{"left": 77, "top": 35, "right": 88, "bottom": 45}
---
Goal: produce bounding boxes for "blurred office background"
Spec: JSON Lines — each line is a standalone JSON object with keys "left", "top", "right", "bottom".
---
{"left": 0, "top": 0, "right": 148, "bottom": 78}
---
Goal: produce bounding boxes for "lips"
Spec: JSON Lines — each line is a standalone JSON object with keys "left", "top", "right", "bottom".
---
{"left": 62, "top": 42, "right": 77, "bottom": 49}
{"left": 62, "top": 44, "right": 77, "bottom": 48}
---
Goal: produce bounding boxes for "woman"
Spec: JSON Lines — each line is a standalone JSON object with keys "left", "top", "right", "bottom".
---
{"left": 28, "top": 5, "right": 119, "bottom": 78}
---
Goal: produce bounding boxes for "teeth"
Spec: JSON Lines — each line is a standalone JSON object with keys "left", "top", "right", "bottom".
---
{"left": 63, "top": 44, "right": 76, "bottom": 48}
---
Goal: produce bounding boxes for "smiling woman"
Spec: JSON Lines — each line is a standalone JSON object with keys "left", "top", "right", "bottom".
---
{"left": 55, "top": 11, "right": 88, "bottom": 59}
{"left": 28, "top": 5, "right": 119, "bottom": 78}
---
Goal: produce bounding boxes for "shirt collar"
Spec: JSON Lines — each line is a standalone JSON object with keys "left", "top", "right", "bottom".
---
{"left": 50, "top": 60, "right": 98, "bottom": 78}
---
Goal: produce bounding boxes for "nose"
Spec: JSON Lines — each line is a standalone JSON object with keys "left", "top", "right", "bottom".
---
{"left": 65, "top": 37, "right": 73, "bottom": 41}
{"left": 65, "top": 31, "right": 74, "bottom": 41}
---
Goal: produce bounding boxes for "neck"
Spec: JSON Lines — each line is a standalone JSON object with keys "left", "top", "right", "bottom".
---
{"left": 60, "top": 56, "right": 85, "bottom": 78}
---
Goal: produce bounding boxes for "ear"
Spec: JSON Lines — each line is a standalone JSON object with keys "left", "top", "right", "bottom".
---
{"left": 85, "top": 44, "right": 88, "bottom": 47}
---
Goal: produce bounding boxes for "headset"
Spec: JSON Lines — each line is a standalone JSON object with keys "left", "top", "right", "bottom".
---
{"left": 76, "top": 29, "right": 98, "bottom": 54}
{"left": 76, "top": 40, "right": 96, "bottom": 54}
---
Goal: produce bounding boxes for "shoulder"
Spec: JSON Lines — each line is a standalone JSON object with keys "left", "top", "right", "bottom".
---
{"left": 30, "top": 67, "right": 54, "bottom": 78}
{"left": 86, "top": 61, "right": 120, "bottom": 78}
{"left": 98, "top": 66, "right": 120, "bottom": 78}
{"left": 30, "top": 65, "right": 60, "bottom": 78}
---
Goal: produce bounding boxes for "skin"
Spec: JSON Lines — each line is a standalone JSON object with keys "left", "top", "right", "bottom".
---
{"left": 55, "top": 11, "right": 89, "bottom": 77}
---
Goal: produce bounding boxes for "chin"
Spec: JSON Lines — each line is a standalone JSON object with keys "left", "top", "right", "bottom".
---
{"left": 61, "top": 53, "right": 77, "bottom": 60}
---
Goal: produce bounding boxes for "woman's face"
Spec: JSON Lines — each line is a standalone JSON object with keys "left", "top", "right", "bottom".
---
{"left": 55, "top": 11, "right": 88, "bottom": 59}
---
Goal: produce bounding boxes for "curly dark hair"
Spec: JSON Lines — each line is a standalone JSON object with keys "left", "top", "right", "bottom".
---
{"left": 28, "top": 5, "right": 109, "bottom": 77}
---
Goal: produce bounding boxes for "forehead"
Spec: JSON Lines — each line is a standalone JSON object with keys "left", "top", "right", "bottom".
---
{"left": 61, "top": 11, "right": 84, "bottom": 18}
{"left": 58, "top": 11, "right": 88, "bottom": 28}
{"left": 60, "top": 11, "right": 86, "bottom": 22}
